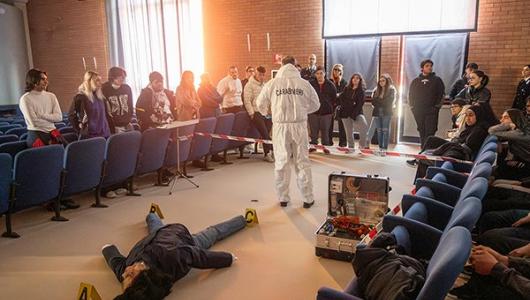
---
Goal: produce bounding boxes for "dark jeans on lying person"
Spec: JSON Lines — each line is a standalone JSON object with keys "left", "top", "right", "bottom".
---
{"left": 483, "top": 187, "right": 530, "bottom": 213}
{"left": 146, "top": 213, "right": 246, "bottom": 249}
{"left": 308, "top": 113, "right": 332, "bottom": 145}
{"left": 251, "top": 112, "right": 273, "bottom": 155}
{"left": 26, "top": 130, "right": 52, "bottom": 147}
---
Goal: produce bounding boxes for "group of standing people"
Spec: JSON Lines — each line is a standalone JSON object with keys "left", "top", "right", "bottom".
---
{"left": 300, "top": 54, "right": 397, "bottom": 153}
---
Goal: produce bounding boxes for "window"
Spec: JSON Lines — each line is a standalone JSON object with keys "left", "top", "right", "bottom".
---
{"left": 106, "top": 0, "right": 204, "bottom": 99}
{"left": 325, "top": 37, "right": 381, "bottom": 90}
{"left": 323, "top": 0, "right": 478, "bottom": 38}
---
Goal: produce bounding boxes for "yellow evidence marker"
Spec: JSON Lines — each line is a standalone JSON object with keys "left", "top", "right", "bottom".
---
{"left": 149, "top": 203, "right": 164, "bottom": 219}
{"left": 77, "top": 282, "right": 102, "bottom": 300}
{"left": 245, "top": 208, "right": 259, "bottom": 225}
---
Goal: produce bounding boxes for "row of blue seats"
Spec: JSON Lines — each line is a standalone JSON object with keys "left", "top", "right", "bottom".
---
{"left": 317, "top": 135, "right": 498, "bottom": 300}
{"left": 0, "top": 123, "right": 70, "bottom": 136}
{"left": 0, "top": 111, "right": 262, "bottom": 238}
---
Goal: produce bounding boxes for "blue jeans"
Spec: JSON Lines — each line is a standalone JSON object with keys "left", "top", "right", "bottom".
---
{"left": 366, "top": 116, "right": 391, "bottom": 149}
{"left": 146, "top": 213, "right": 246, "bottom": 249}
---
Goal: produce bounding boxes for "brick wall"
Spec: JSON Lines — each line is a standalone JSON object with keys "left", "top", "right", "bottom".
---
{"left": 467, "top": 0, "right": 530, "bottom": 114}
{"left": 202, "top": 0, "right": 324, "bottom": 83}
{"left": 27, "top": 0, "right": 109, "bottom": 110}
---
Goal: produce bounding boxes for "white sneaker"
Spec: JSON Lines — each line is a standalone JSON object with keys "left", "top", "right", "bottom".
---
{"left": 263, "top": 153, "right": 274, "bottom": 162}
{"left": 115, "top": 188, "right": 128, "bottom": 195}
{"left": 105, "top": 191, "right": 117, "bottom": 198}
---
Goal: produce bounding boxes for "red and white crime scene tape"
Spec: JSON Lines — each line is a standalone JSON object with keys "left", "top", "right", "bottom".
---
{"left": 192, "top": 132, "right": 474, "bottom": 165}
{"left": 359, "top": 203, "right": 401, "bottom": 245}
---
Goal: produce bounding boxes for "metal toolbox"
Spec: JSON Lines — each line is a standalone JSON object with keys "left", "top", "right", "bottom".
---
{"left": 315, "top": 172, "right": 389, "bottom": 261}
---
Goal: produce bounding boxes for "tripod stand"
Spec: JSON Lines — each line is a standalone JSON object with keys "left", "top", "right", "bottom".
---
{"left": 159, "top": 119, "right": 200, "bottom": 194}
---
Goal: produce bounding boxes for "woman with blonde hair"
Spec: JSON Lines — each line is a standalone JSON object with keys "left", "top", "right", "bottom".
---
{"left": 174, "top": 71, "right": 201, "bottom": 121}
{"left": 68, "top": 70, "right": 111, "bottom": 138}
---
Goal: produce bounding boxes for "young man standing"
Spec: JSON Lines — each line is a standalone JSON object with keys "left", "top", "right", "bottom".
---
{"left": 102, "top": 67, "right": 134, "bottom": 133}
{"left": 256, "top": 56, "right": 320, "bottom": 208}
{"left": 407, "top": 59, "right": 445, "bottom": 166}
{"left": 19, "top": 68, "right": 63, "bottom": 147}
{"left": 244, "top": 66, "right": 273, "bottom": 162}
{"left": 217, "top": 66, "right": 243, "bottom": 113}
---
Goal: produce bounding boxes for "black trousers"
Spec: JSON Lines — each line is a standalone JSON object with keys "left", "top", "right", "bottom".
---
{"left": 483, "top": 187, "right": 530, "bottom": 212}
{"left": 328, "top": 119, "right": 346, "bottom": 146}
{"left": 250, "top": 112, "right": 272, "bottom": 154}
{"left": 478, "top": 209, "right": 530, "bottom": 254}
{"left": 412, "top": 110, "right": 439, "bottom": 148}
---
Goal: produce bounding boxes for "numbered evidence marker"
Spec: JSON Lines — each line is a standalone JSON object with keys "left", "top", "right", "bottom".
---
{"left": 77, "top": 282, "right": 102, "bottom": 300}
{"left": 149, "top": 203, "right": 164, "bottom": 219}
{"left": 245, "top": 208, "right": 259, "bottom": 225}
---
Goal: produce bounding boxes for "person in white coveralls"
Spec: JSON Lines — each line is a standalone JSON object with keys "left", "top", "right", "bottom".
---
{"left": 256, "top": 56, "right": 320, "bottom": 208}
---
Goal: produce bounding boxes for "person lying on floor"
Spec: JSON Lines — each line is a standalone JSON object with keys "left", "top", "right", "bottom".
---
{"left": 102, "top": 212, "right": 247, "bottom": 300}
{"left": 450, "top": 244, "right": 530, "bottom": 300}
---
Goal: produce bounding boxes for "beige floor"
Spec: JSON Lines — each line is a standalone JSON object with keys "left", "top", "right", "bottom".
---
{"left": 0, "top": 144, "right": 418, "bottom": 300}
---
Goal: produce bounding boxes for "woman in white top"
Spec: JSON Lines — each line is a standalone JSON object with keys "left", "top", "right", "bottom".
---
{"left": 19, "top": 69, "right": 63, "bottom": 147}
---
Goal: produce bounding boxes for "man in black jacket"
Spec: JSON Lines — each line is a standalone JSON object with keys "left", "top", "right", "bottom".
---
{"left": 408, "top": 59, "right": 445, "bottom": 151}
{"left": 103, "top": 212, "right": 247, "bottom": 299}
{"left": 512, "top": 65, "right": 530, "bottom": 111}
{"left": 135, "top": 71, "right": 175, "bottom": 131}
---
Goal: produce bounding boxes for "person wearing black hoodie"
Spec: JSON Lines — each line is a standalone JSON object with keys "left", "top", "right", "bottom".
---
{"left": 455, "top": 69, "right": 491, "bottom": 105}
{"left": 135, "top": 71, "right": 175, "bottom": 131}
{"left": 308, "top": 66, "right": 337, "bottom": 148}
{"left": 103, "top": 212, "right": 246, "bottom": 300}
{"left": 408, "top": 59, "right": 445, "bottom": 150}
{"left": 101, "top": 67, "right": 134, "bottom": 133}
{"left": 512, "top": 65, "right": 530, "bottom": 111}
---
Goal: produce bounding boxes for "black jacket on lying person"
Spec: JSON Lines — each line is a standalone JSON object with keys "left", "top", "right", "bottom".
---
{"left": 105, "top": 224, "right": 233, "bottom": 283}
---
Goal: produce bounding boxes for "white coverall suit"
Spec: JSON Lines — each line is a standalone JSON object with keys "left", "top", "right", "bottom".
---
{"left": 256, "top": 64, "right": 320, "bottom": 204}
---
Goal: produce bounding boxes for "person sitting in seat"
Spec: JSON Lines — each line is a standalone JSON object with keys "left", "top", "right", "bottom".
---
{"left": 102, "top": 211, "right": 247, "bottom": 300}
